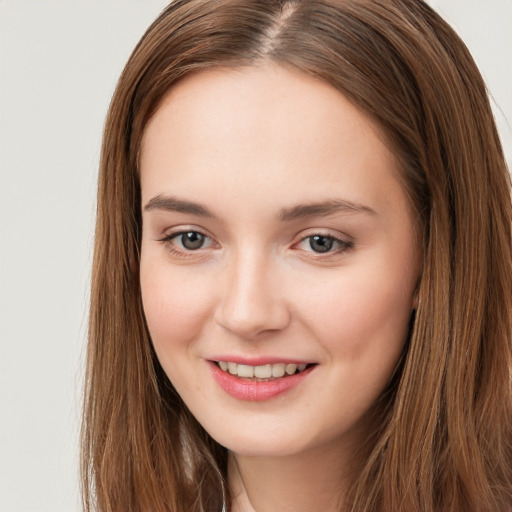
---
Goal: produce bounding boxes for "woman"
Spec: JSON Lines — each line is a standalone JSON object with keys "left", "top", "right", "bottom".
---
{"left": 81, "top": 1, "right": 512, "bottom": 511}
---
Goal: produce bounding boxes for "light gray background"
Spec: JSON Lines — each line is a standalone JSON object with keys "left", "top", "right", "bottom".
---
{"left": 0, "top": 1, "right": 510, "bottom": 511}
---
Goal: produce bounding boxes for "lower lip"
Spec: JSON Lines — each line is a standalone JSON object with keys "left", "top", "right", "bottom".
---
{"left": 209, "top": 362, "right": 315, "bottom": 401}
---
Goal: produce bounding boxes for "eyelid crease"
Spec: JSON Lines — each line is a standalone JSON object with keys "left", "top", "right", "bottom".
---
{"left": 158, "top": 229, "right": 213, "bottom": 245}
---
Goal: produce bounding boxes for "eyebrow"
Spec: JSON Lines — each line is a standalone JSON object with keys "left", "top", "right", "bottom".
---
{"left": 144, "top": 195, "right": 216, "bottom": 218}
{"left": 279, "top": 199, "right": 376, "bottom": 221}
{"left": 143, "top": 194, "right": 376, "bottom": 220}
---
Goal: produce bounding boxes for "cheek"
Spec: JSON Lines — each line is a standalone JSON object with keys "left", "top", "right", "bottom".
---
{"left": 294, "top": 267, "right": 414, "bottom": 426}
{"left": 139, "top": 259, "right": 213, "bottom": 356}
{"left": 293, "top": 261, "right": 414, "bottom": 361}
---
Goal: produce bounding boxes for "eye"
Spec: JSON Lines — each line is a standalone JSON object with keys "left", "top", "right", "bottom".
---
{"left": 159, "top": 230, "right": 215, "bottom": 254}
{"left": 296, "top": 234, "right": 352, "bottom": 255}
{"left": 174, "top": 231, "right": 208, "bottom": 250}
{"left": 308, "top": 235, "right": 336, "bottom": 253}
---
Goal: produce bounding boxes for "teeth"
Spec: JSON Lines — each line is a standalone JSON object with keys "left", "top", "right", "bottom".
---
{"left": 254, "top": 364, "right": 272, "bottom": 378}
{"left": 217, "top": 361, "right": 309, "bottom": 378}
{"left": 285, "top": 364, "right": 297, "bottom": 375}
{"left": 237, "top": 364, "right": 254, "bottom": 378}
{"left": 272, "top": 363, "right": 285, "bottom": 377}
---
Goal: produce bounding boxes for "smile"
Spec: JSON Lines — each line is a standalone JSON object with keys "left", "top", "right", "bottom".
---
{"left": 209, "top": 360, "right": 316, "bottom": 401}
{"left": 216, "top": 361, "right": 309, "bottom": 380}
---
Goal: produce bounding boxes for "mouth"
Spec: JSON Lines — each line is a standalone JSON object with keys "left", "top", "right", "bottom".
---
{"left": 214, "top": 361, "right": 314, "bottom": 381}
{"left": 208, "top": 355, "right": 318, "bottom": 400}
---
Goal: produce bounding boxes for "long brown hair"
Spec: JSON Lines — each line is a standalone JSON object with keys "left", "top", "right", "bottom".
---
{"left": 81, "top": 1, "right": 512, "bottom": 511}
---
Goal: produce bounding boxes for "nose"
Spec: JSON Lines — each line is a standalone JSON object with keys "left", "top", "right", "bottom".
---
{"left": 214, "top": 251, "right": 291, "bottom": 339}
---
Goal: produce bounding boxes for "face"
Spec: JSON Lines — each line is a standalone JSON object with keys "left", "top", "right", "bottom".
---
{"left": 139, "top": 64, "right": 420, "bottom": 459}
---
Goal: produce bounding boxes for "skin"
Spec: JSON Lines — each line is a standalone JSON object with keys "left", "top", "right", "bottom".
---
{"left": 139, "top": 63, "right": 421, "bottom": 512}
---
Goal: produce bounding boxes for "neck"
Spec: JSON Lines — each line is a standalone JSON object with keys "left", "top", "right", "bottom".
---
{"left": 227, "top": 441, "right": 357, "bottom": 512}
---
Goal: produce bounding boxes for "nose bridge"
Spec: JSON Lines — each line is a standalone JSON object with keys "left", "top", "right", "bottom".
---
{"left": 215, "top": 244, "right": 289, "bottom": 338}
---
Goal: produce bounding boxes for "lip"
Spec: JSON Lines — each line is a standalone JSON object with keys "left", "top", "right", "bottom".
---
{"left": 208, "top": 360, "right": 316, "bottom": 401}
{"left": 209, "top": 355, "right": 312, "bottom": 366}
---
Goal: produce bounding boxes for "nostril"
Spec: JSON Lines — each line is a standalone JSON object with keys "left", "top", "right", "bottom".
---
{"left": 213, "top": 259, "right": 293, "bottom": 339}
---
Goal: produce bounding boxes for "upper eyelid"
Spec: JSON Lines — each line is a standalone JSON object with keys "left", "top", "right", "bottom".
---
{"left": 296, "top": 234, "right": 352, "bottom": 248}
{"left": 298, "top": 233, "right": 347, "bottom": 242}
{"left": 156, "top": 227, "right": 352, "bottom": 247}
{"left": 294, "top": 228, "right": 352, "bottom": 244}
{"left": 292, "top": 232, "right": 354, "bottom": 256}
{"left": 157, "top": 226, "right": 213, "bottom": 241}
{"left": 159, "top": 230, "right": 216, "bottom": 257}
{"left": 161, "top": 231, "right": 215, "bottom": 249}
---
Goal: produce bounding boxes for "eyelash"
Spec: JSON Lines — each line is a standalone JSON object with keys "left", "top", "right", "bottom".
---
{"left": 158, "top": 230, "right": 215, "bottom": 259}
{"left": 158, "top": 230, "right": 353, "bottom": 259}
{"left": 295, "top": 234, "right": 354, "bottom": 258}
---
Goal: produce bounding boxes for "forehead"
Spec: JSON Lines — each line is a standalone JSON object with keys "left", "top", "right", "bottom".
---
{"left": 139, "top": 64, "right": 405, "bottom": 220}
{"left": 142, "top": 64, "right": 387, "bottom": 149}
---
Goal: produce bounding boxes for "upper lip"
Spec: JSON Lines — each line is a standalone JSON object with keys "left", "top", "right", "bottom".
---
{"left": 208, "top": 356, "right": 316, "bottom": 366}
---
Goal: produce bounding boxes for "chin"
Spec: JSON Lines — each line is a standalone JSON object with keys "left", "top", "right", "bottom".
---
{"left": 205, "top": 422, "right": 333, "bottom": 459}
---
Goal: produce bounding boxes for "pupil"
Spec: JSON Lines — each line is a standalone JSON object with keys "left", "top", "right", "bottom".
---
{"left": 182, "top": 232, "right": 204, "bottom": 250}
{"left": 310, "top": 235, "right": 333, "bottom": 253}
